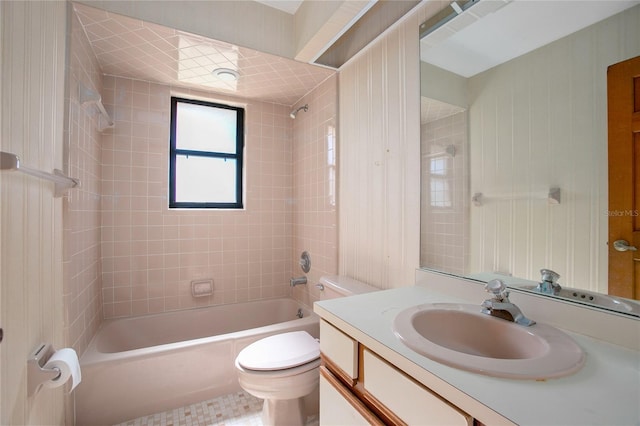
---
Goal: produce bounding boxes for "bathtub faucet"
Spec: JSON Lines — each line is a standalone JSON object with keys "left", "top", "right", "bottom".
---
{"left": 290, "top": 276, "right": 307, "bottom": 287}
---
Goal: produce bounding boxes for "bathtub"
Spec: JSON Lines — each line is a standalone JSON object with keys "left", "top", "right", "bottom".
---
{"left": 76, "top": 298, "right": 319, "bottom": 426}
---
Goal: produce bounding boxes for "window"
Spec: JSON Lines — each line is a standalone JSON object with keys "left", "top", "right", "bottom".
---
{"left": 429, "top": 156, "right": 452, "bottom": 208}
{"left": 169, "top": 97, "right": 244, "bottom": 208}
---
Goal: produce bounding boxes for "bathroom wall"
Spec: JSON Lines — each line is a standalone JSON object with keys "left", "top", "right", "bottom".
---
{"left": 0, "top": 1, "right": 67, "bottom": 424}
{"left": 420, "top": 110, "right": 469, "bottom": 275}
{"left": 467, "top": 5, "right": 640, "bottom": 293}
{"left": 100, "top": 77, "right": 294, "bottom": 318}
{"left": 64, "top": 6, "right": 104, "bottom": 356}
{"left": 337, "top": 3, "right": 442, "bottom": 288}
{"left": 291, "top": 75, "right": 339, "bottom": 306}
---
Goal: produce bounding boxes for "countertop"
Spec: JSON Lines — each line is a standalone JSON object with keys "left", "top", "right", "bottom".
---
{"left": 314, "top": 285, "right": 640, "bottom": 426}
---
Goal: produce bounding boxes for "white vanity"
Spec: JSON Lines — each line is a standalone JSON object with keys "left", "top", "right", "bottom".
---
{"left": 314, "top": 270, "right": 640, "bottom": 425}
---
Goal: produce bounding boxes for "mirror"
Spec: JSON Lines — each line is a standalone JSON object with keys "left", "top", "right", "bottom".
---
{"left": 419, "top": 0, "right": 640, "bottom": 316}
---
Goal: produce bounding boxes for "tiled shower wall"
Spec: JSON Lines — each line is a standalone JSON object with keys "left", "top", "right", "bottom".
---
{"left": 100, "top": 76, "right": 294, "bottom": 318}
{"left": 291, "top": 75, "right": 339, "bottom": 307}
{"left": 64, "top": 7, "right": 104, "bottom": 355}
{"left": 420, "top": 111, "right": 469, "bottom": 276}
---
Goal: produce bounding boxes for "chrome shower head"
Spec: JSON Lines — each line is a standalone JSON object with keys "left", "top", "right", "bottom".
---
{"left": 289, "top": 104, "right": 308, "bottom": 119}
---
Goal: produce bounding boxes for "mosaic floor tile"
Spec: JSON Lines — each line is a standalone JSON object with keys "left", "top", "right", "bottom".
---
{"left": 113, "top": 391, "right": 262, "bottom": 426}
{"left": 114, "top": 390, "right": 319, "bottom": 426}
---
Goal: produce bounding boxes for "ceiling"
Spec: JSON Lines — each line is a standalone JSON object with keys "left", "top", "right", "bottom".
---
{"left": 421, "top": 0, "right": 640, "bottom": 78}
{"left": 73, "top": 2, "right": 334, "bottom": 106}
{"left": 421, "top": 97, "right": 465, "bottom": 124}
{"left": 254, "top": 0, "right": 303, "bottom": 15}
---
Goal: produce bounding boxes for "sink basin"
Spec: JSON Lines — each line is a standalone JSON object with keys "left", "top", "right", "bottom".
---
{"left": 393, "top": 303, "right": 585, "bottom": 379}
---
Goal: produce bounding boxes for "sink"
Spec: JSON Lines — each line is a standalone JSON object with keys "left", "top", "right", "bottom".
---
{"left": 393, "top": 303, "right": 585, "bottom": 379}
{"left": 520, "top": 285, "right": 640, "bottom": 315}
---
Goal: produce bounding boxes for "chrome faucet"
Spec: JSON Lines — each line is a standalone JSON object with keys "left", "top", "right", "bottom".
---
{"left": 536, "top": 269, "right": 561, "bottom": 295}
{"left": 290, "top": 276, "right": 307, "bottom": 287}
{"left": 481, "top": 279, "right": 536, "bottom": 326}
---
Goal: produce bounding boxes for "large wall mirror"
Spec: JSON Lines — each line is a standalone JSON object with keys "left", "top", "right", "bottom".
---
{"left": 419, "top": 0, "right": 640, "bottom": 316}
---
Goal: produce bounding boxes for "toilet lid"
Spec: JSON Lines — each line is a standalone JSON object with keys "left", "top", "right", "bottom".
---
{"left": 237, "top": 331, "right": 320, "bottom": 371}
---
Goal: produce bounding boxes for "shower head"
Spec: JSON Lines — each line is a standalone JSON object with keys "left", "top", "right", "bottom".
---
{"left": 289, "top": 104, "right": 308, "bottom": 119}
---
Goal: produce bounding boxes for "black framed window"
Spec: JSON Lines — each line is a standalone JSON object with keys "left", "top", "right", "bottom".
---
{"left": 169, "top": 97, "right": 244, "bottom": 209}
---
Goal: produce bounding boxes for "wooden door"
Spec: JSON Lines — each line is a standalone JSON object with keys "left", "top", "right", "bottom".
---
{"left": 608, "top": 55, "right": 640, "bottom": 300}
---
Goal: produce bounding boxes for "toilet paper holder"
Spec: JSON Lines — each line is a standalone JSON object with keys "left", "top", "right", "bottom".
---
{"left": 28, "top": 343, "right": 61, "bottom": 395}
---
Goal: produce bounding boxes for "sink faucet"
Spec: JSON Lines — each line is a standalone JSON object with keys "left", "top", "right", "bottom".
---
{"left": 536, "top": 269, "right": 561, "bottom": 295}
{"left": 481, "top": 279, "right": 536, "bottom": 326}
{"left": 290, "top": 276, "right": 307, "bottom": 287}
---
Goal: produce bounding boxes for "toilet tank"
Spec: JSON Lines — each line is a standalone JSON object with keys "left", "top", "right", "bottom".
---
{"left": 318, "top": 275, "right": 378, "bottom": 300}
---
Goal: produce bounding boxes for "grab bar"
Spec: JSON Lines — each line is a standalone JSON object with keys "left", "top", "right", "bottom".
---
{"left": 0, "top": 151, "right": 80, "bottom": 197}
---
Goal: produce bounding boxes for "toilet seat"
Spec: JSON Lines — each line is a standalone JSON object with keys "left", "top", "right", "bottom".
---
{"left": 237, "top": 331, "right": 320, "bottom": 371}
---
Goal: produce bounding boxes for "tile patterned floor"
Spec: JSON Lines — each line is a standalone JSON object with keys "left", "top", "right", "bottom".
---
{"left": 114, "top": 390, "right": 319, "bottom": 426}
{"left": 114, "top": 391, "right": 263, "bottom": 426}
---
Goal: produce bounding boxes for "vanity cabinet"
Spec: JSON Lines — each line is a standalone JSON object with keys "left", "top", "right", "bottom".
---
{"left": 319, "top": 319, "right": 474, "bottom": 426}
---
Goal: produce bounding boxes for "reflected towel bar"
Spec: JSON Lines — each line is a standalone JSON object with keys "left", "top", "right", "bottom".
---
{"left": 0, "top": 151, "right": 81, "bottom": 197}
{"left": 472, "top": 187, "right": 560, "bottom": 206}
{"left": 424, "top": 144, "right": 456, "bottom": 158}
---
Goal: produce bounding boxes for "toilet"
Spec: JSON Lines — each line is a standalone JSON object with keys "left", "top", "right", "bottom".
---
{"left": 234, "top": 275, "right": 378, "bottom": 426}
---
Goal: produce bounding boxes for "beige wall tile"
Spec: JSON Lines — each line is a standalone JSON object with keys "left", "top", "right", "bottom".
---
{"left": 100, "top": 77, "right": 297, "bottom": 318}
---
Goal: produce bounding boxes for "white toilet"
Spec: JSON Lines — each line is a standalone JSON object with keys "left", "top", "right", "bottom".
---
{"left": 234, "top": 275, "right": 377, "bottom": 426}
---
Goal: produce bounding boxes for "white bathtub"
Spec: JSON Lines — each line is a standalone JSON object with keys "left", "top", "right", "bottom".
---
{"left": 76, "top": 298, "right": 319, "bottom": 425}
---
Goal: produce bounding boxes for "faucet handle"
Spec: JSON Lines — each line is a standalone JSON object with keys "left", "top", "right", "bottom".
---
{"left": 540, "top": 269, "right": 560, "bottom": 283}
{"left": 485, "top": 279, "right": 508, "bottom": 299}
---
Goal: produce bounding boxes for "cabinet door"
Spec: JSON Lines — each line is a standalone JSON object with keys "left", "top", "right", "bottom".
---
{"left": 320, "top": 320, "right": 358, "bottom": 380}
{"left": 363, "top": 350, "right": 473, "bottom": 426}
{"left": 319, "top": 366, "right": 384, "bottom": 426}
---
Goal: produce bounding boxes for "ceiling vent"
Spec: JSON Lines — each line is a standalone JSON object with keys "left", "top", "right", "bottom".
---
{"left": 419, "top": 0, "right": 480, "bottom": 39}
{"left": 420, "top": 0, "right": 511, "bottom": 49}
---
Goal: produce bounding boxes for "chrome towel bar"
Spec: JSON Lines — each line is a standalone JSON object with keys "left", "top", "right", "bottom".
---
{"left": 472, "top": 187, "right": 560, "bottom": 206}
{"left": 0, "top": 151, "right": 80, "bottom": 197}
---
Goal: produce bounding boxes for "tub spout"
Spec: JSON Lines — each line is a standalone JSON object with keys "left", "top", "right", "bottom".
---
{"left": 290, "top": 276, "right": 307, "bottom": 287}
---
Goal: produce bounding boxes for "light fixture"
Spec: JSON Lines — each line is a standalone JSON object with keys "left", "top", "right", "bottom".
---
{"left": 212, "top": 68, "right": 239, "bottom": 81}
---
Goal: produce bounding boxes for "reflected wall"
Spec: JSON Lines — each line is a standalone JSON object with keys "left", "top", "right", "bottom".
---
{"left": 466, "top": 7, "right": 640, "bottom": 294}
{"left": 420, "top": 109, "right": 468, "bottom": 276}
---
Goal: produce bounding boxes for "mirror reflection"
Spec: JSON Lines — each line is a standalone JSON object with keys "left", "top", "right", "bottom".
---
{"left": 419, "top": 0, "right": 640, "bottom": 316}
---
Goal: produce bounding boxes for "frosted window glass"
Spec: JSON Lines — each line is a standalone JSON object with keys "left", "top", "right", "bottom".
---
{"left": 430, "top": 178, "right": 451, "bottom": 207}
{"left": 175, "top": 155, "right": 237, "bottom": 203}
{"left": 429, "top": 156, "right": 452, "bottom": 207}
{"left": 430, "top": 157, "right": 447, "bottom": 176}
{"left": 176, "top": 102, "right": 237, "bottom": 153}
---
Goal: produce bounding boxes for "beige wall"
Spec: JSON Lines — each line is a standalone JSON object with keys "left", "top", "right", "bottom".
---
{"left": 291, "top": 75, "right": 339, "bottom": 306}
{"left": 467, "top": 6, "right": 640, "bottom": 293}
{"left": 420, "top": 111, "right": 469, "bottom": 275}
{"left": 420, "top": 61, "right": 467, "bottom": 108}
{"left": 64, "top": 7, "right": 104, "bottom": 356}
{"left": 336, "top": 2, "right": 450, "bottom": 288}
{"left": 0, "top": 2, "right": 68, "bottom": 424}
{"left": 100, "top": 77, "right": 295, "bottom": 318}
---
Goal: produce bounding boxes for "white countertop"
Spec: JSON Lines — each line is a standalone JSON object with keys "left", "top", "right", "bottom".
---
{"left": 314, "top": 285, "right": 640, "bottom": 426}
